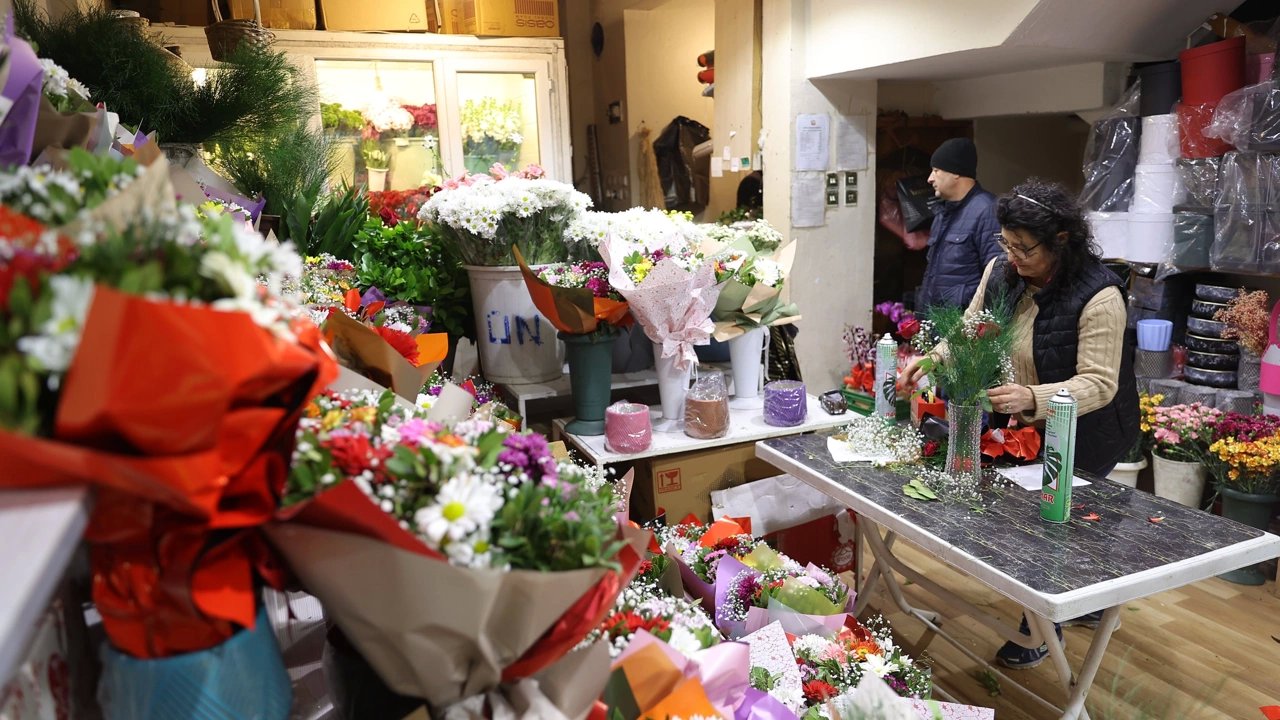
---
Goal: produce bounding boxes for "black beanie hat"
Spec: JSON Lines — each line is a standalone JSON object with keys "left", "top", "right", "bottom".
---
{"left": 930, "top": 138, "right": 978, "bottom": 179}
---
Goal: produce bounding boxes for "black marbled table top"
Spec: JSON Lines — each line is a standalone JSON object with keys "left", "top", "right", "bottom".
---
{"left": 759, "top": 434, "right": 1271, "bottom": 598}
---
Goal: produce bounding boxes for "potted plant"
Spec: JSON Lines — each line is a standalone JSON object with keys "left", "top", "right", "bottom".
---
{"left": 362, "top": 140, "right": 390, "bottom": 192}
{"left": 1214, "top": 289, "right": 1271, "bottom": 392}
{"left": 1107, "top": 440, "right": 1148, "bottom": 488}
{"left": 1202, "top": 411, "right": 1280, "bottom": 584}
{"left": 1140, "top": 392, "right": 1221, "bottom": 507}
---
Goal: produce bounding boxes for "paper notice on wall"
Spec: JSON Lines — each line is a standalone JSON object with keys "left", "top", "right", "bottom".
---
{"left": 836, "top": 115, "right": 869, "bottom": 171}
{"left": 792, "top": 172, "right": 826, "bottom": 228}
{"left": 794, "top": 113, "right": 829, "bottom": 171}
{"left": 711, "top": 157, "right": 724, "bottom": 178}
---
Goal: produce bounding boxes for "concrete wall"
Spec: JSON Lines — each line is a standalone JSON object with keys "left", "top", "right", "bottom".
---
{"left": 762, "top": 0, "right": 878, "bottom": 389}
{"left": 973, "top": 114, "right": 1091, "bottom": 195}
{"left": 623, "top": 0, "right": 715, "bottom": 209}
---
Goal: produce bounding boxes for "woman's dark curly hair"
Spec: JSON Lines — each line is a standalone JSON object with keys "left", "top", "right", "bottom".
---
{"left": 995, "top": 178, "right": 1100, "bottom": 297}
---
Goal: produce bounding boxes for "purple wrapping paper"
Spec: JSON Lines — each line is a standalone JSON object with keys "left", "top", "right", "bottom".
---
{"left": 203, "top": 184, "right": 267, "bottom": 223}
{"left": 674, "top": 550, "right": 717, "bottom": 615}
{"left": 0, "top": 16, "right": 45, "bottom": 166}
{"left": 735, "top": 688, "right": 800, "bottom": 720}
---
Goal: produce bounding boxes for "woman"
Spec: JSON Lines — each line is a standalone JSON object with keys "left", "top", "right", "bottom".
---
{"left": 901, "top": 178, "right": 1140, "bottom": 668}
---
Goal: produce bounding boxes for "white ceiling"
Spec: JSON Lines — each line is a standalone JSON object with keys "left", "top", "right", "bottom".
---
{"left": 809, "top": 0, "right": 1244, "bottom": 81}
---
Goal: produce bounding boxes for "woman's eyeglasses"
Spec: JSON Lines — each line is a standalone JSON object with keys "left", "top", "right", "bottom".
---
{"left": 995, "top": 234, "right": 1041, "bottom": 260}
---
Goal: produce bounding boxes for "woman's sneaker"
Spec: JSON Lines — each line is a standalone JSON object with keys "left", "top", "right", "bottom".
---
{"left": 1062, "top": 610, "right": 1107, "bottom": 629}
{"left": 996, "top": 616, "right": 1064, "bottom": 669}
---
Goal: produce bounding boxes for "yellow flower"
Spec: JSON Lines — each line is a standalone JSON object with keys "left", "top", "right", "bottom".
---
{"left": 633, "top": 259, "right": 654, "bottom": 283}
{"left": 322, "top": 409, "right": 345, "bottom": 431}
{"left": 350, "top": 406, "right": 376, "bottom": 425}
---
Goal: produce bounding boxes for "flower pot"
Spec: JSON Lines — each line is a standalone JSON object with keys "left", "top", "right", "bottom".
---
{"left": 654, "top": 341, "right": 692, "bottom": 433}
{"left": 1217, "top": 487, "right": 1280, "bottom": 585}
{"left": 945, "top": 401, "right": 983, "bottom": 487}
{"left": 1107, "top": 456, "right": 1148, "bottom": 488}
{"left": 463, "top": 265, "right": 562, "bottom": 385}
{"left": 98, "top": 606, "right": 291, "bottom": 720}
{"left": 562, "top": 330, "right": 618, "bottom": 436}
{"left": 1151, "top": 453, "right": 1208, "bottom": 507}
{"left": 367, "top": 167, "right": 388, "bottom": 192}
{"left": 1238, "top": 347, "right": 1261, "bottom": 391}
{"left": 727, "top": 326, "right": 767, "bottom": 409}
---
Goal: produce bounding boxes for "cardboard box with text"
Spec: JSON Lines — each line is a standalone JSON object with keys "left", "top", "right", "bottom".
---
{"left": 442, "top": 0, "right": 559, "bottom": 38}
{"left": 632, "top": 442, "right": 780, "bottom": 523}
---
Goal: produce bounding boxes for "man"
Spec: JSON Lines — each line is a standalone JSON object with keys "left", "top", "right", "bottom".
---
{"left": 915, "top": 138, "right": 1002, "bottom": 310}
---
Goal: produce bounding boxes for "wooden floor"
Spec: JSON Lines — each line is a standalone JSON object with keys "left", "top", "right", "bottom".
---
{"left": 857, "top": 541, "right": 1280, "bottom": 720}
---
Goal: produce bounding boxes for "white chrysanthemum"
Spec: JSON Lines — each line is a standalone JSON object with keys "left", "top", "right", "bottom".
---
{"left": 16, "top": 275, "right": 95, "bottom": 382}
{"left": 859, "top": 652, "right": 893, "bottom": 678}
{"left": 413, "top": 473, "right": 504, "bottom": 545}
{"left": 39, "top": 59, "right": 72, "bottom": 98}
{"left": 791, "top": 634, "right": 831, "bottom": 658}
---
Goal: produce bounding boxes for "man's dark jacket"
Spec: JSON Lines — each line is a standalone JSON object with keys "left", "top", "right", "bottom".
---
{"left": 916, "top": 184, "right": 1002, "bottom": 309}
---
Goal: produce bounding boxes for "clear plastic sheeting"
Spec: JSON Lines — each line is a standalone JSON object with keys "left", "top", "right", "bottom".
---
{"left": 1132, "top": 164, "right": 1180, "bottom": 213}
{"left": 1211, "top": 151, "right": 1280, "bottom": 273}
{"left": 1206, "top": 80, "right": 1280, "bottom": 151}
{"left": 1157, "top": 209, "right": 1214, "bottom": 279}
{"left": 1177, "top": 102, "right": 1234, "bottom": 158}
{"left": 1174, "top": 157, "right": 1222, "bottom": 208}
{"left": 1081, "top": 80, "right": 1142, "bottom": 212}
{"left": 1138, "top": 113, "right": 1179, "bottom": 163}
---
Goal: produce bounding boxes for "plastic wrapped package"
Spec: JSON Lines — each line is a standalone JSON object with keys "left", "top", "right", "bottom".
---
{"left": 1212, "top": 203, "right": 1264, "bottom": 271}
{"left": 1132, "top": 163, "right": 1180, "bottom": 213}
{"left": 1128, "top": 214, "right": 1174, "bottom": 263}
{"left": 1178, "top": 102, "right": 1234, "bottom": 158}
{"left": 1174, "top": 157, "right": 1222, "bottom": 207}
{"left": 763, "top": 380, "right": 807, "bottom": 427}
{"left": 1087, "top": 211, "right": 1130, "bottom": 259}
{"left": 1158, "top": 208, "right": 1214, "bottom": 278}
{"left": 1260, "top": 209, "right": 1280, "bottom": 273}
{"left": 1211, "top": 151, "right": 1280, "bottom": 272}
{"left": 683, "top": 368, "right": 729, "bottom": 439}
{"left": 1138, "top": 113, "right": 1180, "bottom": 163}
{"left": 1081, "top": 80, "right": 1142, "bottom": 211}
{"left": 604, "top": 401, "right": 652, "bottom": 453}
{"left": 1206, "top": 80, "right": 1280, "bottom": 151}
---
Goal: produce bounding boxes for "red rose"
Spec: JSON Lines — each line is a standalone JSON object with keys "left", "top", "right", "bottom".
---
{"left": 326, "top": 434, "right": 375, "bottom": 477}
{"left": 897, "top": 316, "right": 920, "bottom": 340}
{"left": 922, "top": 440, "right": 939, "bottom": 457}
{"left": 975, "top": 322, "right": 1001, "bottom": 339}
{"left": 802, "top": 680, "right": 839, "bottom": 703}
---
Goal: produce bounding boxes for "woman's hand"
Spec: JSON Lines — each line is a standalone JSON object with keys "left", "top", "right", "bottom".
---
{"left": 988, "top": 384, "right": 1035, "bottom": 415}
{"left": 898, "top": 355, "right": 932, "bottom": 395}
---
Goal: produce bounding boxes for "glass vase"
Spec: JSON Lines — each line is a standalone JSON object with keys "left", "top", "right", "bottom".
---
{"left": 945, "top": 401, "right": 984, "bottom": 486}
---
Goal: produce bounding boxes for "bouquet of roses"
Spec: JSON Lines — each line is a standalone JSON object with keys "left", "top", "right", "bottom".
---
{"left": 401, "top": 102, "right": 439, "bottom": 136}
{"left": 791, "top": 616, "right": 931, "bottom": 713}
{"left": 714, "top": 545, "right": 853, "bottom": 639}
{"left": 1141, "top": 398, "right": 1222, "bottom": 463}
{"left": 0, "top": 155, "right": 335, "bottom": 661}
{"left": 419, "top": 164, "right": 592, "bottom": 266}
{"left": 600, "top": 226, "right": 722, "bottom": 371}
{"left": 1203, "top": 411, "right": 1280, "bottom": 494}
{"left": 707, "top": 236, "right": 800, "bottom": 341}
{"left": 271, "top": 389, "right": 648, "bottom": 709}
{"left": 515, "top": 252, "right": 632, "bottom": 335}
{"left": 585, "top": 580, "right": 720, "bottom": 659}
{"left": 367, "top": 185, "right": 439, "bottom": 226}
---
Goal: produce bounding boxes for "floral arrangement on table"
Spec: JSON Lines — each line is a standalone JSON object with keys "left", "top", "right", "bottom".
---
{"left": 39, "top": 57, "right": 92, "bottom": 113}
{"left": 1214, "top": 289, "right": 1270, "bottom": 356}
{"left": 0, "top": 152, "right": 335, "bottom": 667}
{"left": 791, "top": 616, "right": 931, "bottom": 712}
{"left": 910, "top": 299, "right": 1016, "bottom": 409}
{"left": 401, "top": 102, "right": 439, "bottom": 135}
{"left": 1139, "top": 395, "right": 1222, "bottom": 462}
{"left": 707, "top": 235, "right": 800, "bottom": 341}
{"left": 273, "top": 387, "right": 646, "bottom": 709}
{"left": 1202, "top": 412, "right": 1280, "bottom": 494}
{"left": 517, "top": 257, "right": 632, "bottom": 336}
{"left": 460, "top": 97, "right": 524, "bottom": 165}
{"left": 418, "top": 164, "right": 592, "bottom": 266}
{"left": 584, "top": 579, "right": 721, "bottom": 658}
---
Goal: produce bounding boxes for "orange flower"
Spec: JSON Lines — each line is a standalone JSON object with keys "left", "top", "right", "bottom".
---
{"left": 436, "top": 434, "right": 466, "bottom": 447}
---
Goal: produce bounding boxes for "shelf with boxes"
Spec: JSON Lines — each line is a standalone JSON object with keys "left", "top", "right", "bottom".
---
{"left": 158, "top": 26, "right": 571, "bottom": 187}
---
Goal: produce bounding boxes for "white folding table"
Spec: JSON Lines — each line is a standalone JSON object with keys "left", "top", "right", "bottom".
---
{"left": 756, "top": 433, "right": 1280, "bottom": 720}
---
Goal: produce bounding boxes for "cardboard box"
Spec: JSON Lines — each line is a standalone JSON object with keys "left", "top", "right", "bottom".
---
{"left": 632, "top": 442, "right": 781, "bottom": 523}
{"left": 122, "top": 0, "right": 211, "bottom": 26}
{"left": 229, "top": 0, "right": 317, "bottom": 29}
{"left": 319, "top": 0, "right": 437, "bottom": 32}
{"left": 450, "top": 0, "right": 559, "bottom": 38}
{"left": 438, "top": 0, "right": 465, "bottom": 34}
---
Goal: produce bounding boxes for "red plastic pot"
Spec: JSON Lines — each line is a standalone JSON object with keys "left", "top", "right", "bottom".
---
{"left": 1180, "top": 36, "right": 1246, "bottom": 106}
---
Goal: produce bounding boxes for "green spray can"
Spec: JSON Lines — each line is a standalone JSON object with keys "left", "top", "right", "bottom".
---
{"left": 1040, "top": 388, "right": 1078, "bottom": 523}
{"left": 875, "top": 333, "right": 897, "bottom": 419}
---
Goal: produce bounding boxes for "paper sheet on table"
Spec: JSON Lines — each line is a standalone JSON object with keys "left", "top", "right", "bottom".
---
{"left": 998, "top": 464, "right": 1091, "bottom": 492}
{"left": 826, "top": 436, "right": 893, "bottom": 465}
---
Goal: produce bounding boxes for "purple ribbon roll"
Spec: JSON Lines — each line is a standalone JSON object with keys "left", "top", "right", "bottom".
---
{"left": 763, "top": 380, "right": 807, "bottom": 427}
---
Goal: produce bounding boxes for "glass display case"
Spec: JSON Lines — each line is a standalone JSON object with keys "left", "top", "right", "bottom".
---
{"left": 165, "top": 28, "right": 571, "bottom": 189}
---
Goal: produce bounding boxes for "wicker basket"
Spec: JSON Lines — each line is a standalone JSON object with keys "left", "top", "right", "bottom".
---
{"left": 204, "top": 0, "right": 275, "bottom": 62}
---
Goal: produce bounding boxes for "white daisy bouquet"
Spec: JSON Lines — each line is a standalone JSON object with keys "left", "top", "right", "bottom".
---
{"left": 271, "top": 388, "right": 649, "bottom": 708}
{"left": 567, "top": 207, "right": 708, "bottom": 251}
{"left": 0, "top": 148, "right": 146, "bottom": 229}
{"left": 707, "top": 234, "right": 800, "bottom": 341}
{"left": 419, "top": 167, "right": 592, "bottom": 265}
{"left": 713, "top": 544, "right": 853, "bottom": 640}
{"left": 792, "top": 616, "right": 931, "bottom": 715}
{"left": 39, "top": 57, "right": 92, "bottom": 113}
{"left": 0, "top": 154, "right": 336, "bottom": 662}
{"left": 703, "top": 218, "right": 785, "bottom": 253}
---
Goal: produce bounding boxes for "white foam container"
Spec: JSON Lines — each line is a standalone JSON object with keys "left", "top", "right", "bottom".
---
{"left": 1087, "top": 211, "right": 1130, "bottom": 260}
{"left": 1128, "top": 213, "right": 1174, "bottom": 264}
{"left": 1138, "top": 113, "right": 1179, "bottom": 164}
{"left": 1132, "top": 163, "right": 1179, "bottom": 214}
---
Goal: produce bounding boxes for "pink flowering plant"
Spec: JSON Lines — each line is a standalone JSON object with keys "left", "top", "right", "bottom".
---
{"left": 536, "top": 260, "right": 623, "bottom": 301}
{"left": 1143, "top": 401, "right": 1223, "bottom": 462}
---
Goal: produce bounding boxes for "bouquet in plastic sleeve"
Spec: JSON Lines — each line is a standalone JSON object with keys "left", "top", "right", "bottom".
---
{"left": 791, "top": 616, "right": 931, "bottom": 710}
{"left": 659, "top": 516, "right": 757, "bottom": 614}
{"left": 599, "top": 224, "right": 722, "bottom": 371}
{"left": 271, "top": 389, "right": 648, "bottom": 710}
{"left": 708, "top": 237, "right": 800, "bottom": 341}
{"left": 713, "top": 545, "right": 853, "bottom": 640}
{"left": 320, "top": 287, "right": 448, "bottom": 400}
{"left": 0, "top": 18, "right": 43, "bottom": 167}
{"left": 0, "top": 156, "right": 335, "bottom": 665}
{"left": 583, "top": 579, "right": 720, "bottom": 659}
{"left": 418, "top": 164, "right": 592, "bottom": 266}
{"left": 514, "top": 247, "right": 632, "bottom": 335}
